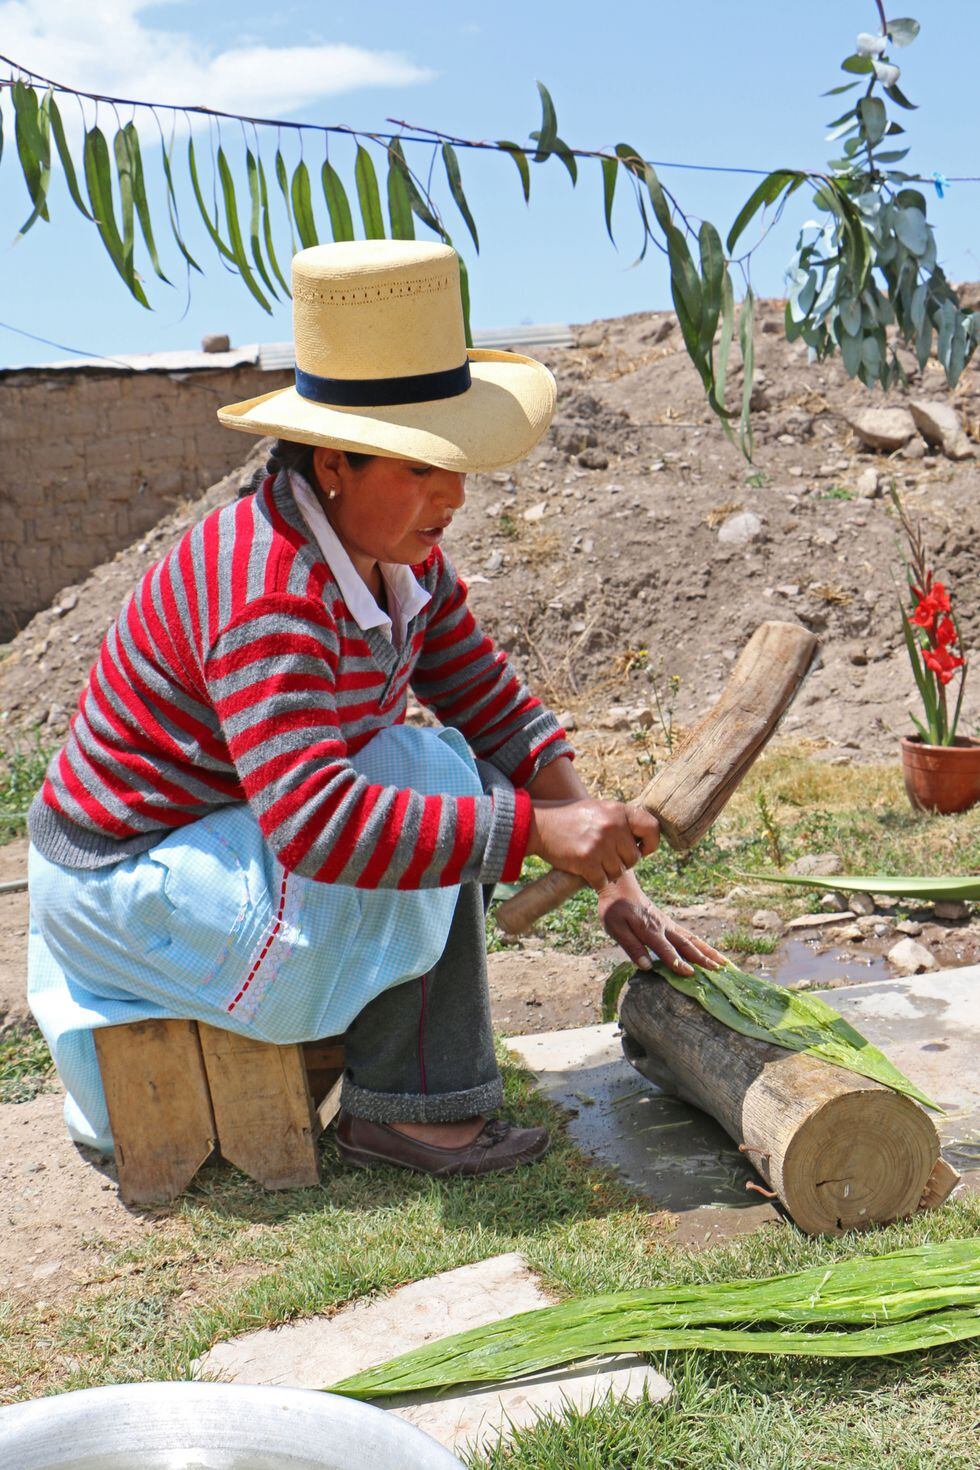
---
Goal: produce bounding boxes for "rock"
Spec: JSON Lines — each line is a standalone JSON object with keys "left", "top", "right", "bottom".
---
{"left": 887, "top": 937, "right": 938, "bottom": 975}
{"left": 44, "top": 702, "right": 67, "bottom": 728}
{"left": 643, "top": 317, "right": 675, "bottom": 344}
{"left": 775, "top": 583, "right": 801, "bottom": 598}
{"left": 53, "top": 591, "right": 78, "bottom": 617}
{"left": 523, "top": 502, "right": 548, "bottom": 522}
{"left": 933, "top": 899, "right": 970, "bottom": 921}
{"left": 788, "top": 852, "right": 843, "bottom": 877}
{"left": 554, "top": 425, "right": 592, "bottom": 456}
{"left": 848, "top": 891, "right": 876, "bottom": 916}
{"left": 718, "top": 510, "right": 764, "bottom": 546}
{"left": 855, "top": 467, "right": 880, "bottom": 498}
{"left": 820, "top": 892, "right": 849, "bottom": 912}
{"left": 845, "top": 407, "right": 916, "bottom": 452}
{"left": 908, "top": 400, "right": 975, "bottom": 461}
{"left": 901, "top": 437, "right": 926, "bottom": 460}
{"left": 786, "top": 910, "right": 856, "bottom": 930}
{"left": 201, "top": 332, "right": 231, "bottom": 353}
{"left": 895, "top": 918, "right": 923, "bottom": 936}
{"left": 484, "top": 550, "right": 503, "bottom": 573}
{"left": 835, "top": 924, "right": 865, "bottom": 942}
{"left": 578, "top": 447, "right": 609, "bottom": 470}
{"left": 557, "top": 710, "right": 577, "bottom": 732}
{"left": 777, "top": 433, "right": 797, "bottom": 447}
{"left": 751, "top": 909, "right": 783, "bottom": 931}
{"left": 577, "top": 325, "right": 606, "bottom": 349}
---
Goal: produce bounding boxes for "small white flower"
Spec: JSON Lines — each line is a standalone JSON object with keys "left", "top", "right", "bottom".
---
{"left": 873, "top": 58, "right": 901, "bottom": 87}
{"left": 856, "top": 31, "right": 888, "bottom": 56}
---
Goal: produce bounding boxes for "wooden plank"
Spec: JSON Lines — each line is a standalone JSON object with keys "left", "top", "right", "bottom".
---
{"left": 95, "top": 1019, "right": 217, "bottom": 1206}
{"left": 315, "top": 1077, "right": 344, "bottom": 1134}
{"left": 199, "top": 1024, "right": 320, "bottom": 1190}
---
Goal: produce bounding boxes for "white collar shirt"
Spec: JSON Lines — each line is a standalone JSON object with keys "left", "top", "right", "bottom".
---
{"left": 289, "top": 469, "right": 432, "bottom": 649}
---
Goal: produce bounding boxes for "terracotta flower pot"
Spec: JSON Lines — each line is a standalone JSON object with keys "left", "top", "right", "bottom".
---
{"left": 900, "top": 735, "right": 980, "bottom": 815}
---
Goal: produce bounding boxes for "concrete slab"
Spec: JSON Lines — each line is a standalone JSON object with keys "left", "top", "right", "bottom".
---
{"left": 197, "top": 1253, "right": 670, "bottom": 1453}
{"left": 507, "top": 1024, "right": 780, "bottom": 1244}
{"left": 825, "top": 964, "right": 980, "bottom": 1187}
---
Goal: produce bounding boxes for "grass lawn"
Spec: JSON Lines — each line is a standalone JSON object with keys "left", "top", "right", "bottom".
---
{"left": 1, "top": 740, "right": 978, "bottom": 1464}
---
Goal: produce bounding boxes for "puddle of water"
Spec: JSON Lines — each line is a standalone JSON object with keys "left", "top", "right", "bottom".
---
{"left": 755, "top": 938, "right": 892, "bottom": 990}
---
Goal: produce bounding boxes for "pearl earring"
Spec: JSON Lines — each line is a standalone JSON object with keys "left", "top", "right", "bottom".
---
{"left": 326, "top": 487, "right": 337, "bottom": 500}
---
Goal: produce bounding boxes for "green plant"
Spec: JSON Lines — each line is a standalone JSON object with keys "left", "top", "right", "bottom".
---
{"left": 744, "top": 870, "right": 980, "bottom": 903}
{"left": 331, "top": 1238, "right": 980, "bottom": 1398}
{"left": 719, "top": 928, "right": 778, "bottom": 956}
{"left": 497, "top": 512, "right": 520, "bottom": 540}
{"left": 0, "top": 734, "right": 52, "bottom": 839}
{"left": 0, "top": 1027, "right": 55, "bottom": 1104}
{"left": 755, "top": 789, "right": 785, "bottom": 868}
{"left": 744, "top": 471, "right": 768, "bottom": 490}
{"left": 819, "top": 485, "right": 855, "bottom": 501}
{"left": 891, "top": 488, "right": 968, "bottom": 746}
{"left": 649, "top": 664, "right": 681, "bottom": 755}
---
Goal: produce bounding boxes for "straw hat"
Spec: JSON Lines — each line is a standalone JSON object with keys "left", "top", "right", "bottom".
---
{"left": 217, "top": 240, "right": 557, "bottom": 472}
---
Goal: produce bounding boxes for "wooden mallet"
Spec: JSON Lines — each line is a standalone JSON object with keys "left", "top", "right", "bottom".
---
{"left": 495, "top": 620, "right": 820, "bottom": 935}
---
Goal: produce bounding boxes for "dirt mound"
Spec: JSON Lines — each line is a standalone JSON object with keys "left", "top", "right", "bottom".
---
{"left": 2, "top": 299, "right": 979, "bottom": 760}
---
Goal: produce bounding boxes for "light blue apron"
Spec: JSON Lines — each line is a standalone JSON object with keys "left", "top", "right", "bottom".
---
{"left": 27, "top": 725, "right": 484, "bottom": 1153}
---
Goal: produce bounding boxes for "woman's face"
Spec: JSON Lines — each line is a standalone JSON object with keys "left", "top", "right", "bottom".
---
{"left": 311, "top": 447, "right": 466, "bottom": 568}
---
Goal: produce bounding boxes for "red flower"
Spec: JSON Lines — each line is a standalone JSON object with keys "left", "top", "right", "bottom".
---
{"left": 930, "top": 582, "right": 952, "bottom": 614}
{"left": 910, "top": 582, "right": 954, "bottom": 633}
{"left": 923, "top": 645, "right": 965, "bottom": 686}
{"left": 910, "top": 599, "right": 934, "bottom": 631}
{"left": 935, "top": 615, "right": 957, "bottom": 649}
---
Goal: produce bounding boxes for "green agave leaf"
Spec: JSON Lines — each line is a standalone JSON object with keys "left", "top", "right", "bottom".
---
{"left": 321, "top": 157, "right": 355, "bottom": 242}
{"left": 354, "top": 143, "right": 385, "bottom": 239}
{"left": 744, "top": 871, "right": 980, "bottom": 906}
{"left": 290, "top": 158, "right": 319, "bottom": 249}
{"left": 83, "top": 125, "right": 149, "bottom": 306}
{"left": 48, "top": 95, "right": 91, "bottom": 221}
{"left": 12, "top": 82, "right": 52, "bottom": 236}
{"left": 216, "top": 145, "right": 272, "bottom": 311}
{"left": 658, "top": 958, "right": 940, "bottom": 1110}
{"left": 386, "top": 148, "right": 416, "bottom": 240}
{"left": 122, "top": 123, "right": 171, "bottom": 285}
{"left": 498, "top": 140, "right": 530, "bottom": 203}
{"left": 533, "top": 80, "right": 558, "bottom": 161}
{"left": 441, "top": 142, "right": 479, "bottom": 252}
{"left": 601, "top": 156, "right": 617, "bottom": 243}
{"left": 245, "top": 148, "right": 279, "bottom": 299}
{"left": 330, "top": 1240, "right": 980, "bottom": 1397}
{"left": 188, "top": 136, "right": 236, "bottom": 263}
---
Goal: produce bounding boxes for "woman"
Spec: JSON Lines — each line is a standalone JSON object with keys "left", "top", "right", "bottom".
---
{"left": 27, "top": 240, "right": 723, "bottom": 1175}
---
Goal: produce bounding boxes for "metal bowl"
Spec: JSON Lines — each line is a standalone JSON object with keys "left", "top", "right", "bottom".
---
{"left": 0, "top": 1382, "right": 465, "bottom": 1470}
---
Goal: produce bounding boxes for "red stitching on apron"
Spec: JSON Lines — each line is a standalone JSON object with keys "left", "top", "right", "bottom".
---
{"left": 227, "top": 869, "right": 289, "bottom": 1013}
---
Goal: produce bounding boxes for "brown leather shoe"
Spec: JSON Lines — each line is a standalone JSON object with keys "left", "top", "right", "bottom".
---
{"left": 335, "top": 1110, "right": 550, "bottom": 1177}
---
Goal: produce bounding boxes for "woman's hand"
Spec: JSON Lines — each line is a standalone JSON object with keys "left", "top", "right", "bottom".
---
{"left": 598, "top": 870, "right": 727, "bottom": 976}
{"left": 527, "top": 797, "right": 660, "bottom": 893}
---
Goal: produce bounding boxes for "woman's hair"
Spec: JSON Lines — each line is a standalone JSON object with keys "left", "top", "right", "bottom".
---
{"left": 242, "top": 439, "right": 373, "bottom": 496}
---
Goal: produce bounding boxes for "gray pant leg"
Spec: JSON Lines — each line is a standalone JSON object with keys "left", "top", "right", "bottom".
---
{"left": 340, "top": 883, "right": 503, "bottom": 1124}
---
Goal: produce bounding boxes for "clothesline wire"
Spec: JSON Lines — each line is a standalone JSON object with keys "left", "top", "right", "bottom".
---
{"left": 0, "top": 53, "right": 978, "bottom": 184}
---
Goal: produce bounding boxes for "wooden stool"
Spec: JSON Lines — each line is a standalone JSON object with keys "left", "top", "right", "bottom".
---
{"left": 94, "top": 1019, "right": 345, "bottom": 1205}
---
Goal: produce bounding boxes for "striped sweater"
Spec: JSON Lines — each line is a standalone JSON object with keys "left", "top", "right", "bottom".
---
{"left": 28, "top": 472, "right": 573, "bottom": 888}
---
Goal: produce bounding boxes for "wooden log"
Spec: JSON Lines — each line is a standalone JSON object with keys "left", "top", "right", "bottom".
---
{"left": 95, "top": 1019, "right": 217, "bottom": 1206}
{"left": 497, "top": 620, "right": 818, "bottom": 935}
{"left": 619, "top": 974, "right": 941, "bottom": 1235}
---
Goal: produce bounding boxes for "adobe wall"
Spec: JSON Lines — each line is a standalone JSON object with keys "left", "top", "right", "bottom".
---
{"left": 0, "top": 363, "right": 291, "bottom": 641}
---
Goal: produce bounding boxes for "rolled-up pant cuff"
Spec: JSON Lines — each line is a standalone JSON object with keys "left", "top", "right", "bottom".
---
{"left": 340, "top": 1075, "right": 504, "bottom": 1125}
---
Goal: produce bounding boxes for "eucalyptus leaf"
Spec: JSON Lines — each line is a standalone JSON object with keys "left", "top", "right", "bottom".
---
{"left": 442, "top": 142, "right": 479, "bottom": 251}
{"left": 123, "top": 123, "right": 171, "bottom": 284}
{"left": 888, "top": 18, "right": 921, "bottom": 47}
{"left": 257, "top": 155, "right": 289, "bottom": 293}
{"left": 839, "top": 296, "right": 862, "bottom": 335}
{"left": 386, "top": 149, "right": 415, "bottom": 239}
{"left": 321, "top": 157, "right": 355, "bottom": 242}
{"left": 601, "top": 155, "right": 617, "bottom": 242}
{"left": 48, "top": 95, "right": 91, "bottom": 221}
{"left": 12, "top": 82, "right": 51, "bottom": 235}
{"left": 354, "top": 144, "right": 385, "bottom": 239}
{"left": 244, "top": 149, "right": 279, "bottom": 299}
{"left": 859, "top": 96, "right": 887, "bottom": 147}
{"left": 885, "top": 81, "right": 918, "bottom": 110}
{"left": 290, "top": 159, "right": 319, "bottom": 248}
{"left": 533, "top": 80, "right": 558, "bottom": 161}
{"left": 217, "top": 146, "right": 272, "bottom": 311}
{"left": 84, "top": 125, "right": 149, "bottom": 305}
{"left": 895, "top": 206, "right": 929, "bottom": 255}
{"left": 498, "top": 141, "right": 531, "bottom": 203}
{"left": 188, "top": 136, "right": 236, "bottom": 263}
{"left": 841, "top": 53, "right": 874, "bottom": 74}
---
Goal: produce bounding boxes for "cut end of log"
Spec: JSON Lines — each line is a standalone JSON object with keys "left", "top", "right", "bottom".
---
{"left": 778, "top": 1089, "right": 939, "bottom": 1236}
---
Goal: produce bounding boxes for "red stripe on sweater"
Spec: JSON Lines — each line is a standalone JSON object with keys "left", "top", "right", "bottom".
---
{"left": 396, "top": 794, "right": 443, "bottom": 889}
{"left": 202, "top": 505, "right": 222, "bottom": 646}
{"left": 501, "top": 788, "right": 533, "bottom": 882}
{"left": 355, "top": 786, "right": 412, "bottom": 887}
{"left": 438, "top": 795, "right": 476, "bottom": 885}
{"left": 309, "top": 782, "right": 383, "bottom": 882}
{"left": 56, "top": 745, "right": 136, "bottom": 837}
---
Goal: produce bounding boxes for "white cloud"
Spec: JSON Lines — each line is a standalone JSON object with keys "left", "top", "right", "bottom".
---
{"left": 0, "top": 1, "right": 435, "bottom": 116}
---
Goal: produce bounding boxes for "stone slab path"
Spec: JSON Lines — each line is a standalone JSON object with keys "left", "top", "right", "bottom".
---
{"left": 197, "top": 1252, "right": 670, "bottom": 1454}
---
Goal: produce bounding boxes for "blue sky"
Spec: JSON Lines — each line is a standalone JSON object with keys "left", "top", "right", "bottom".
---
{"left": 1, "top": 1, "right": 977, "bottom": 367}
